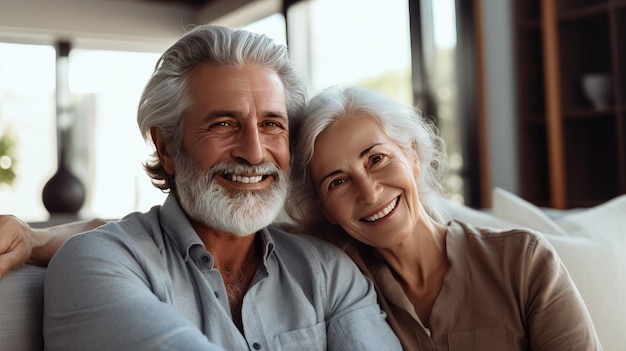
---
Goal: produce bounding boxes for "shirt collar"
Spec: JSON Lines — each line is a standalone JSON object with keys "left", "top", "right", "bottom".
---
{"left": 374, "top": 265, "right": 420, "bottom": 321}
{"left": 259, "top": 227, "right": 276, "bottom": 262}
{"left": 158, "top": 194, "right": 203, "bottom": 262}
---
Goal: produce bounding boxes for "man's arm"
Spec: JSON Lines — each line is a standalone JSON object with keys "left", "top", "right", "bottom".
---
{"left": 0, "top": 215, "right": 105, "bottom": 277}
{"left": 44, "top": 226, "right": 225, "bottom": 351}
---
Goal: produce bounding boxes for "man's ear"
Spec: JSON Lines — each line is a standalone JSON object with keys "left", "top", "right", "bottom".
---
{"left": 151, "top": 127, "right": 175, "bottom": 175}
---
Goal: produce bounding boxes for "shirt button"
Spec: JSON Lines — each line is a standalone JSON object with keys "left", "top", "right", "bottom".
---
{"left": 201, "top": 256, "right": 209, "bottom": 263}
{"left": 252, "top": 342, "right": 261, "bottom": 349}
{"left": 214, "top": 291, "right": 219, "bottom": 299}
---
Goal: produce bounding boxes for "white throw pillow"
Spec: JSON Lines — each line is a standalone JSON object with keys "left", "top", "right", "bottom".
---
{"left": 551, "top": 195, "right": 626, "bottom": 351}
{"left": 441, "top": 199, "right": 520, "bottom": 230}
{"left": 491, "top": 187, "right": 567, "bottom": 235}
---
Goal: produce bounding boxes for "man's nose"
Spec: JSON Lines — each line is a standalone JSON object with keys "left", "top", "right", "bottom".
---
{"left": 232, "top": 126, "right": 264, "bottom": 165}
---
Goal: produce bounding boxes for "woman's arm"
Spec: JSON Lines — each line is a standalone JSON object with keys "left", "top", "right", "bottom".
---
{"left": 0, "top": 215, "right": 106, "bottom": 277}
{"left": 526, "top": 234, "right": 603, "bottom": 350}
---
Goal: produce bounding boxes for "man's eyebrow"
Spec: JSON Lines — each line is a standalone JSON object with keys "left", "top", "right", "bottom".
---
{"left": 318, "top": 143, "right": 383, "bottom": 187}
{"left": 262, "top": 110, "right": 289, "bottom": 120}
{"left": 201, "top": 110, "right": 238, "bottom": 121}
{"left": 201, "top": 110, "right": 288, "bottom": 120}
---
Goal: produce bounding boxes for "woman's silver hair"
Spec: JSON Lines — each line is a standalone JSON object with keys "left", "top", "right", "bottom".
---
{"left": 137, "top": 24, "right": 308, "bottom": 193}
{"left": 285, "top": 86, "right": 448, "bottom": 246}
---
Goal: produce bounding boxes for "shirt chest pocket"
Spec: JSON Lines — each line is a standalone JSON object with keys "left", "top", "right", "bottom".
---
{"left": 277, "top": 321, "right": 326, "bottom": 351}
{"left": 448, "top": 325, "right": 509, "bottom": 351}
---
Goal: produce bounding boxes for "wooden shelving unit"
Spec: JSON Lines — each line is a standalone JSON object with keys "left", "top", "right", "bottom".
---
{"left": 515, "top": 0, "right": 626, "bottom": 209}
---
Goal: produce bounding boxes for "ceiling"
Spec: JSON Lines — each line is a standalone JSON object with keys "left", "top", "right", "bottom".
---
{"left": 144, "top": 0, "right": 217, "bottom": 8}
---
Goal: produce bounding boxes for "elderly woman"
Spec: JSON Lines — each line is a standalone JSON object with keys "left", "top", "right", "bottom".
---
{"left": 285, "top": 86, "right": 601, "bottom": 350}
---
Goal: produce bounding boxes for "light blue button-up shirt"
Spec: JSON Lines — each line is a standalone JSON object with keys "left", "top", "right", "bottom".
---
{"left": 44, "top": 195, "right": 401, "bottom": 350}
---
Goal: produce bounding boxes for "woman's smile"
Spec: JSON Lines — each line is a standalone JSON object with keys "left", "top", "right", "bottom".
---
{"left": 361, "top": 196, "right": 400, "bottom": 223}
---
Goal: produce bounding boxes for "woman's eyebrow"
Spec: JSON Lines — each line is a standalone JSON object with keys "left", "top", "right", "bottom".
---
{"left": 318, "top": 170, "right": 341, "bottom": 187}
{"left": 359, "top": 143, "right": 383, "bottom": 158}
{"left": 317, "top": 142, "right": 384, "bottom": 187}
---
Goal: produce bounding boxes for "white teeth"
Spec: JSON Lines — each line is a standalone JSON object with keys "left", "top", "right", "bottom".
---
{"left": 364, "top": 198, "right": 398, "bottom": 222}
{"left": 230, "top": 175, "right": 263, "bottom": 184}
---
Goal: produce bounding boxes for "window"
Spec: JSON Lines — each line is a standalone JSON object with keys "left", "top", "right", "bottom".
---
{"left": 286, "top": 0, "right": 412, "bottom": 105}
{"left": 0, "top": 42, "right": 163, "bottom": 221}
{"left": 415, "top": 0, "right": 483, "bottom": 206}
{"left": 419, "top": 0, "right": 465, "bottom": 204}
{"left": 69, "top": 49, "right": 164, "bottom": 219}
{"left": 242, "top": 13, "right": 287, "bottom": 46}
{"left": 0, "top": 43, "right": 56, "bottom": 221}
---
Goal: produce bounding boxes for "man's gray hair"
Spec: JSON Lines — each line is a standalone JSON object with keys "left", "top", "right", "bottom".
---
{"left": 138, "top": 24, "right": 308, "bottom": 193}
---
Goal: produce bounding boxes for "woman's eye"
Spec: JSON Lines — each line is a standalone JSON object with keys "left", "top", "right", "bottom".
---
{"left": 370, "top": 154, "right": 385, "bottom": 165}
{"left": 329, "top": 178, "right": 346, "bottom": 189}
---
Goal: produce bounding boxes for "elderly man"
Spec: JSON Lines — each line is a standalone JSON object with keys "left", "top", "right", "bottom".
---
{"left": 0, "top": 25, "right": 401, "bottom": 350}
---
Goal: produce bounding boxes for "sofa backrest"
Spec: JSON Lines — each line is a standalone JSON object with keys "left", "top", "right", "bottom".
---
{"left": 0, "top": 264, "right": 45, "bottom": 351}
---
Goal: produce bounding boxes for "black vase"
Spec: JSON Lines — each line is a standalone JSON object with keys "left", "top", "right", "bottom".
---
{"left": 42, "top": 135, "right": 85, "bottom": 214}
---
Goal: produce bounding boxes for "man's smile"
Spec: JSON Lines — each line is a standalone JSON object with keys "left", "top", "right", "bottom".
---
{"left": 229, "top": 174, "right": 265, "bottom": 184}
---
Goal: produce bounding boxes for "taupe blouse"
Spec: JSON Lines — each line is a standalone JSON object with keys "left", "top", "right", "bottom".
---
{"left": 354, "top": 220, "right": 602, "bottom": 351}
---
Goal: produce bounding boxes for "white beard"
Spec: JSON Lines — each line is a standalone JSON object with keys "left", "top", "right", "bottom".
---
{"left": 174, "top": 154, "right": 288, "bottom": 236}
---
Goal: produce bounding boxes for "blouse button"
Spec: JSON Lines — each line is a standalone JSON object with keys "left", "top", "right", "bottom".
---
{"left": 201, "top": 255, "right": 209, "bottom": 263}
{"left": 252, "top": 342, "right": 261, "bottom": 349}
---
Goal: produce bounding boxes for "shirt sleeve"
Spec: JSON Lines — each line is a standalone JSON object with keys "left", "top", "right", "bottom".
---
{"left": 43, "top": 232, "right": 224, "bottom": 351}
{"left": 524, "top": 234, "right": 603, "bottom": 351}
{"left": 319, "top": 244, "right": 402, "bottom": 350}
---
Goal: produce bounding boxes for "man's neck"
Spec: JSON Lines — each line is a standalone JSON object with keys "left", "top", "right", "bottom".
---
{"left": 200, "top": 230, "right": 260, "bottom": 270}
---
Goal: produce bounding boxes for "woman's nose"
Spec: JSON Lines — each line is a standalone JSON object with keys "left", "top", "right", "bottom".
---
{"left": 355, "top": 174, "right": 382, "bottom": 204}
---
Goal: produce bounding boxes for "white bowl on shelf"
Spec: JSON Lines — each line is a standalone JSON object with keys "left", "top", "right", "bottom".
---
{"left": 581, "top": 73, "right": 613, "bottom": 110}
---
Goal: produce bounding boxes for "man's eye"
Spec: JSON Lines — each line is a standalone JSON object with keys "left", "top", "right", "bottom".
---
{"left": 210, "top": 121, "right": 231, "bottom": 128}
{"left": 208, "top": 121, "right": 238, "bottom": 133}
{"left": 262, "top": 120, "right": 285, "bottom": 129}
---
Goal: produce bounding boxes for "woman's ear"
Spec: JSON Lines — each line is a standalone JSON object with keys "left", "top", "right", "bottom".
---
{"left": 151, "top": 127, "right": 175, "bottom": 175}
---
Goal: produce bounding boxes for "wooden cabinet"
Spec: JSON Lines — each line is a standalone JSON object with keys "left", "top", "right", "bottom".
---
{"left": 515, "top": 0, "right": 626, "bottom": 208}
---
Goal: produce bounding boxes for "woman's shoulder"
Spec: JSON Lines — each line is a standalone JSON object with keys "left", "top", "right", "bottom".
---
{"left": 446, "top": 219, "right": 551, "bottom": 260}
{"left": 449, "top": 219, "right": 542, "bottom": 243}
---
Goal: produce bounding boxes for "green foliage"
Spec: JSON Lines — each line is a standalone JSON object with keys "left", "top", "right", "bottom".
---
{"left": 0, "top": 130, "right": 17, "bottom": 186}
